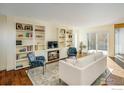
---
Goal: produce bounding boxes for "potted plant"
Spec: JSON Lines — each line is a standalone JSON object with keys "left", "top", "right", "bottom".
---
{"left": 79, "top": 41, "right": 86, "bottom": 54}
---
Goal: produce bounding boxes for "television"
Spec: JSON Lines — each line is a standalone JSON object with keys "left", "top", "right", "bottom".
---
{"left": 48, "top": 41, "right": 58, "bottom": 49}
{"left": 16, "top": 40, "right": 22, "bottom": 45}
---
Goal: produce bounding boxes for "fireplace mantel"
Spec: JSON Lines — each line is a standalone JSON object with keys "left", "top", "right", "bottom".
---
{"left": 36, "top": 47, "right": 68, "bottom": 63}
{"left": 42, "top": 48, "right": 60, "bottom": 51}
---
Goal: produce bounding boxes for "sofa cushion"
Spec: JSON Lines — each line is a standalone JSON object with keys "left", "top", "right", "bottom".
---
{"left": 75, "top": 52, "right": 104, "bottom": 68}
{"left": 95, "top": 52, "right": 103, "bottom": 60}
{"left": 78, "top": 54, "right": 95, "bottom": 62}
{"left": 76, "top": 54, "right": 95, "bottom": 68}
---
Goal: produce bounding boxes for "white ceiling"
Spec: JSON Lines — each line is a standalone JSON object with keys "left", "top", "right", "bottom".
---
{"left": 0, "top": 3, "right": 124, "bottom": 27}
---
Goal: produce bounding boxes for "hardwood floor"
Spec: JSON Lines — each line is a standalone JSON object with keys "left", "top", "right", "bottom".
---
{"left": 0, "top": 57, "right": 124, "bottom": 85}
{"left": 0, "top": 68, "right": 32, "bottom": 85}
{"left": 106, "top": 57, "right": 124, "bottom": 85}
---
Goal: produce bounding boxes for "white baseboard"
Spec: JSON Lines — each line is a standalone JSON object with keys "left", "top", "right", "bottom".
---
{"left": 0, "top": 66, "right": 6, "bottom": 71}
{"left": 0, "top": 66, "right": 15, "bottom": 71}
{"left": 6, "top": 66, "right": 15, "bottom": 71}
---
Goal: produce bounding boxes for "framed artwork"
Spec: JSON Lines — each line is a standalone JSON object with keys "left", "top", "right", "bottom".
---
{"left": 60, "top": 29, "right": 66, "bottom": 34}
{"left": 16, "top": 23, "right": 23, "bottom": 30}
{"left": 16, "top": 23, "right": 33, "bottom": 31}
{"left": 24, "top": 25, "right": 33, "bottom": 31}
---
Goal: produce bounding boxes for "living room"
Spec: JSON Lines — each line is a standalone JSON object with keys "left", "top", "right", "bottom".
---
{"left": 0, "top": 3, "right": 124, "bottom": 87}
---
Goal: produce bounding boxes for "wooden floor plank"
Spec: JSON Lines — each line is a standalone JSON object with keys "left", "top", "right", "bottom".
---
{"left": 0, "top": 68, "right": 32, "bottom": 85}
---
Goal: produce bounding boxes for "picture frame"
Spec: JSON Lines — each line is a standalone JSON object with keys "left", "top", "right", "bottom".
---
{"left": 16, "top": 23, "right": 23, "bottom": 30}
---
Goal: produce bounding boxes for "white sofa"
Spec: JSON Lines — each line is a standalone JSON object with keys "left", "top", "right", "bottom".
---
{"left": 59, "top": 52, "right": 107, "bottom": 85}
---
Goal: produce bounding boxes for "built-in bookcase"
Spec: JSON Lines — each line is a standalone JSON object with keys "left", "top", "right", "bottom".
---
{"left": 58, "top": 28, "right": 66, "bottom": 48}
{"left": 16, "top": 23, "right": 33, "bottom": 69}
{"left": 35, "top": 25, "right": 45, "bottom": 55}
{"left": 16, "top": 23, "right": 45, "bottom": 70}
{"left": 65, "top": 29, "right": 73, "bottom": 47}
{"left": 58, "top": 28, "right": 73, "bottom": 48}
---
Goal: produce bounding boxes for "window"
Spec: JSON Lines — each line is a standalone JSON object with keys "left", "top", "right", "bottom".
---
{"left": 115, "top": 28, "right": 124, "bottom": 55}
{"left": 87, "top": 32, "right": 108, "bottom": 54}
{"left": 97, "top": 33, "right": 108, "bottom": 50}
{"left": 87, "top": 33, "right": 96, "bottom": 50}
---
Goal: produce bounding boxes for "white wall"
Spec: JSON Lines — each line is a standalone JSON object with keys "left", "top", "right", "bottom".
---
{"left": 79, "top": 24, "right": 115, "bottom": 57}
{"left": 0, "top": 16, "right": 7, "bottom": 70}
{"left": 0, "top": 16, "right": 79, "bottom": 71}
{"left": 72, "top": 29, "right": 80, "bottom": 50}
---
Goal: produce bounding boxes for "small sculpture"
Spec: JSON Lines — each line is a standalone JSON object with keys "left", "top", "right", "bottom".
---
{"left": 79, "top": 41, "right": 86, "bottom": 54}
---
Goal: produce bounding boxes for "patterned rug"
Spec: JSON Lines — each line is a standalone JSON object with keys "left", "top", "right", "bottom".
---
{"left": 26, "top": 62, "right": 111, "bottom": 85}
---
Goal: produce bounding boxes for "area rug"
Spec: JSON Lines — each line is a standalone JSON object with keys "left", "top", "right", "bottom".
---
{"left": 26, "top": 62, "right": 111, "bottom": 85}
{"left": 92, "top": 68, "right": 112, "bottom": 85}
{"left": 26, "top": 62, "right": 66, "bottom": 85}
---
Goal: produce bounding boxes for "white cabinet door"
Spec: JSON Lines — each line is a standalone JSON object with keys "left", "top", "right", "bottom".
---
{"left": 59, "top": 47, "right": 68, "bottom": 59}
{"left": 38, "top": 50, "right": 48, "bottom": 62}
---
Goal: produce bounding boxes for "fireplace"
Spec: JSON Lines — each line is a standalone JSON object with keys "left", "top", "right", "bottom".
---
{"left": 48, "top": 50, "right": 59, "bottom": 61}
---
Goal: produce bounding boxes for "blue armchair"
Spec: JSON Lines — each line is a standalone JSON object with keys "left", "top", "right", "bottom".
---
{"left": 27, "top": 52, "right": 45, "bottom": 74}
{"left": 67, "top": 47, "right": 77, "bottom": 57}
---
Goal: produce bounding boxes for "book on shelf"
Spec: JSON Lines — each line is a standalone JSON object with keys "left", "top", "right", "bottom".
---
{"left": 16, "top": 64, "right": 23, "bottom": 68}
{"left": 16, "top": 53, "right": 27, "bottom": 60}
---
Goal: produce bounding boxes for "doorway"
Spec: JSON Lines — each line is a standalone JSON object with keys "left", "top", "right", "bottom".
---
{"left": 115, "top": 28, "right": 124, "bottom": 61}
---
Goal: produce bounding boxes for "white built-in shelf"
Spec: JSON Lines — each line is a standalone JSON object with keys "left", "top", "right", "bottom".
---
{"left": 16, "top": 29, "right": 33, "bottom": 32}
{"left": 16, "top": 51, "right": 32, "bottom": 54}
{"left": 35, "top": 49, "right": 45, "bottom": 52}
{"left": 35, "top": 30, "right": 45, "bottom": 32}
{"left": 35, "top": 31, "right": 45, "bottom": 34}
{"left": 59, "top": 42, "right": 65, "bottom": 43}
{"left": 43, "top": 48, "right": 60, "bottom": 51}
{"left": 16, "top": 23, "right": 46, "bottom": 70}
{"left": 16, "top": 30, "right": 33, "bottom": 33}
{"left": 16, "top": 45, "right": 33, "bottom": 47}
{"left": 16, "top": 64, "right": 30, "bottom": 70}
{"left": 36, "top": 44, "right": 46, "bottom": 46}
{"left": 16, "top": 58, "right": 28, "bottom": 62}
{"left": 66, "top": 41, "right": 72, "bottom": 42}
{"left": 16, "top": 37, "right": 33, "bottom": 40}
{"left": 16, "top": 23, "right": 34, "bottom": 70}
{"left": 58, "top": 27, "right": 73, "bottom": 48}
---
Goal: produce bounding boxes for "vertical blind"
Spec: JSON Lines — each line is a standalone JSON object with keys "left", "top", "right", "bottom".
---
{"left": 87, "top": 33, "right": 108, "bottom": 51}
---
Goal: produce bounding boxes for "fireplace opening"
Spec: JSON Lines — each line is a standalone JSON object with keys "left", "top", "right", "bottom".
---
{"left": 48, "top": 50, "right": 59, "bottom": 61}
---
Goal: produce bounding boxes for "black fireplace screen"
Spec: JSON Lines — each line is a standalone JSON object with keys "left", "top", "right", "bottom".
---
{"left": 48, "top": 50, "right": 59, "bottom": 61}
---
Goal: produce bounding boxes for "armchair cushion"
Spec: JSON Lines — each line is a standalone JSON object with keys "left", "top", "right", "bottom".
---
{"left": 67, "top": 47, "right": 77, "bottom": 57}
{"left": 36, "top": 56, "right": 45, "bottom": 61}
{"left": 30, "top": 60, "right": 44, "bottom": 68}
{"left": 27, "top": 52, "right": 45, "bottom": 68}
{"left": 28, "top": 52, "right": 36, "bottom": 62}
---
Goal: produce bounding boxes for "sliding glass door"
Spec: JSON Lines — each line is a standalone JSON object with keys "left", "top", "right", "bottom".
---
{"left": 97, "top": 33, "right": 108, "bottom": 55}
{"left": 87, "top": 33, "right": 96, "bottom": 53}
{"left": 115, "top": 28, "right": 120, "bottom": 55}
{"left": 87, "top": 32, "right": 108, "bottom": 55}
{"left": 115, "top": 28, "right": 124, "bottom": 60}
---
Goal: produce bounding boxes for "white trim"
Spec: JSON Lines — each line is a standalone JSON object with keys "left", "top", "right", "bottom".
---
{"left": 6, "top": 65, "right": 15, "bottom": 71}
{"left": 0, "top": 66, "right": 6, "bottom": 71}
